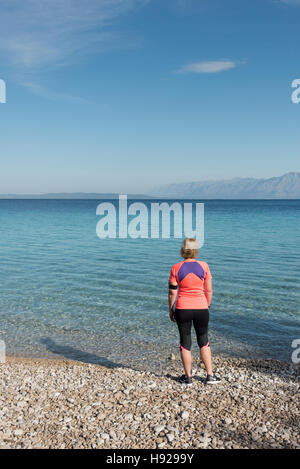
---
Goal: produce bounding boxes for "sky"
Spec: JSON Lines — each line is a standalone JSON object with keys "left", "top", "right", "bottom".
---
{"left": 0, "top": 0, "right": 300, "bottom": 194}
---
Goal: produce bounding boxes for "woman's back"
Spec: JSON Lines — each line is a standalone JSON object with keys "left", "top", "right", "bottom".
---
{"left": 169, "top": 258, "right": 212, "bottom": 309}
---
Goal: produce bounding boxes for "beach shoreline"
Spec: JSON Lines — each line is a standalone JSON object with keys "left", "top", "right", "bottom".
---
{"left": 1, "top": 353, "right": 299, "bottom": 449}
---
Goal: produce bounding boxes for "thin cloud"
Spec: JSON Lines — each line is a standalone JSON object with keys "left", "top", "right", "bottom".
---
{"left": 0, "top": 0, "right": 148, "bottom": 67}
{"left": 175, "top": 60, "right": 238, "bottom": 74}
{"left": 0, "top": 0, "right": 148, "bottom": 102}
{"left": 22, "top": 82, "right": 89, "bottom": 103}
{"left": 279, "top": 0, "right": 300, "bottom": 5}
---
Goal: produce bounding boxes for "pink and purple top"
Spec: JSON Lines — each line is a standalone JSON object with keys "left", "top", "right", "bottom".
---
{"left": 169, "top": 259, "right": 212, "bottom": 309}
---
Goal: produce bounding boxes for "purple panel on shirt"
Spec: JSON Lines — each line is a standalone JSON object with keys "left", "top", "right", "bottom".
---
{"left": 178, "top": 262, "right": 205, "bottom": 282}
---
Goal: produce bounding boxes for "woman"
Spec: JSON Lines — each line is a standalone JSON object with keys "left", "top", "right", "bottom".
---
{"left": 168, "top": 238, "right": 221, "bottom": 385}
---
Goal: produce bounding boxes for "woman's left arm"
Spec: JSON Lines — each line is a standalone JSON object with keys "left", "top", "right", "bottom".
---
{"left": 204, "top": 277, "right": 213, "bottom": 307}
{"left": 168, "top": 284, "right": 177, "bottom": 322}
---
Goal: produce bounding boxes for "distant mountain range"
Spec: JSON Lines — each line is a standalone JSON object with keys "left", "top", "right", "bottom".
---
{"left": 1, "top": 172, "right": 299, "bottom": 199}
{"left": 151, "top": 172, "right": 300, "bottom": 199}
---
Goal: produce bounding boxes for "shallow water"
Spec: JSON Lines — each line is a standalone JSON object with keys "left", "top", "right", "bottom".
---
{"left": 0, "top": 199, "right": 299, "bottom": 370}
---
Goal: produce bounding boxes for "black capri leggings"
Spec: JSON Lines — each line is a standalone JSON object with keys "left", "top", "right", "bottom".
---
{"left": 175, "top": 308, "right": 209, "bottom": 351}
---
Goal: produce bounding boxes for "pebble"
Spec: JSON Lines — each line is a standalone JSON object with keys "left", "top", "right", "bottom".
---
{"left": 166, "top": 433, "right": 174, "bottom": 443}
{"left": 153, "top": 425, "right": 165, "bottom": 434}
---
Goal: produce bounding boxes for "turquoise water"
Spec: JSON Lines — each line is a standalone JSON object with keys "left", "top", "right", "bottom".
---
{"left": 0, "top": 199, "right": 299, "bottom": 370}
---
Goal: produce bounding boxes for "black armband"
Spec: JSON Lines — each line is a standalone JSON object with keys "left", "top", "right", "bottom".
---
{"left": 169, "top": 283, "right": 178, "bottom": 290}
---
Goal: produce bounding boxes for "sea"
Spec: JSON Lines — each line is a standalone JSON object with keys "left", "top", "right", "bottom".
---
{"left": 0, "top": 199, "right": 299, "bottom": 371}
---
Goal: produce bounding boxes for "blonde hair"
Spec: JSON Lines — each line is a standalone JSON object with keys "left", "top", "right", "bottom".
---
{"left": 180, "top": 238, "right": 199, "bottom": 259}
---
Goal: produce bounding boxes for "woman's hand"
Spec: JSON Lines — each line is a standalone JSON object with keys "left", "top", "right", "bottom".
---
{"left": 169, "top": 309, "right": 176, "bottom": 322}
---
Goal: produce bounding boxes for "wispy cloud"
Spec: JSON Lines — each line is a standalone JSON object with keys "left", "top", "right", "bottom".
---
{"left": 0, "top": 0, "right": 148, "bottom": 67}
{"left": 279, "top": 0, "right": 300, "bottom": 5}
{"left": 22, "top": 82, "right": 89, "bottom": 103}
{"left": 175, "top": 60, "right": 238, "bottom": 74}
{"left": 0, "top": 0, "right": 147, "bottom": 102}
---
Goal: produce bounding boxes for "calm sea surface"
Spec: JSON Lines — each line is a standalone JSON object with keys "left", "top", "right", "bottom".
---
{"left": 0, "top": 199, "right": 299, "bottom": 370}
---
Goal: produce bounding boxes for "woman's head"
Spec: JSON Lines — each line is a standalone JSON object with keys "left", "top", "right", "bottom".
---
{"left": 180, "top": 238, "right": 199, "bottom": 259}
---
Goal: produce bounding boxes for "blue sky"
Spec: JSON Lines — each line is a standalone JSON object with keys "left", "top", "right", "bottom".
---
{"left": 0, "top": 0, "right": 300, "bottom": 194}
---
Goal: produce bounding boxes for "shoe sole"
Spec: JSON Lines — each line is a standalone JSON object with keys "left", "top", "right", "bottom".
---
{"left": 205, "top": 380, "right": 221, "bottom": 385}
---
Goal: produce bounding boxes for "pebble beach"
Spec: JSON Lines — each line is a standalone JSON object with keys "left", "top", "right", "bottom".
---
{"left": 1, "top": 354, "right": 299, "bottom": 449}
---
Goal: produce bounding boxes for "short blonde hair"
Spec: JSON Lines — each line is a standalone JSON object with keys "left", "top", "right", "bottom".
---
{"left": 180, "top": 238, "right": 199, "bottom": 259}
